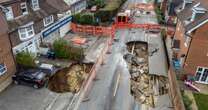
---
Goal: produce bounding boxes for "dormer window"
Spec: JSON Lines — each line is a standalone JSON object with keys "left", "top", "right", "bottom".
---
{"left": 18, "top": 23, "right": 35, "bottom": 41}
{"left": 182, "top": 0, "right": 193, "bottom": 9}
{"left": 20, "top": 2, "right": 28, "bottom": 15}
{"left": 191, "top": 3, "right": 206, "bottom": 22}
{"left": 31, "top": 0, "right": 40, "bottom": 10}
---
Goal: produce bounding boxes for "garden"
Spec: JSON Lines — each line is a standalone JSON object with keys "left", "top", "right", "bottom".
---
{"left": 72, "top": 0, "right": 127, "bottom": 25}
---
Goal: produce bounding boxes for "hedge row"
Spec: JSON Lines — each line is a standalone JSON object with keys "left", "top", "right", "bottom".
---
{"left": 72, "top": 13, "right": 98, "bottom": 25}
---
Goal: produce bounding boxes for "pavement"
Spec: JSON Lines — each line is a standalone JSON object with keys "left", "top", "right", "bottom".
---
{"left": 0, "top": 85, "right": 57, "bottom": 110}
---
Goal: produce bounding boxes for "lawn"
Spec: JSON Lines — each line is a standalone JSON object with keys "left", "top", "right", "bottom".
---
{"left": 193, "top": 93, "right": 208, "bottom": 110}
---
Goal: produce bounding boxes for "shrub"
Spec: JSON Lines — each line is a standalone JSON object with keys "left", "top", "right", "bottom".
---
{"left": 53, "top": 39, "right": 70, "bottom": 59}
{"left": 53, "top": 39, "right": 84, "bottom": 61}
{"left": 16, "top": 52, "right": 36, "bottom": 68}
{"left": 72, "top": 13, "right": 98, "bottom": 25}
{"left": 68, "top": 45, "right": 84, "bottom": 61}
{"left": 88, "top": 0, "right": 105, "bottom": 8}
{"left": 155, "top": 7, "right": 165, "bottom": 24}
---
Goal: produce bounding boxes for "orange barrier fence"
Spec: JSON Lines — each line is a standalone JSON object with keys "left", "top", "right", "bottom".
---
{"left": 71, "top": 23, "right": 115, "bottom": 37}
{"left": 71, "top": 23, "right": 160, "bottom": 38}
{"left": 115, "top": 23, "right": 161, "bottom": 29}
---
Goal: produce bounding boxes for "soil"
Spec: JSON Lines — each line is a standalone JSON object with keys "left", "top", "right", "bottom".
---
{"left": 48, "top": 63, "right": 93, "bottom": 93}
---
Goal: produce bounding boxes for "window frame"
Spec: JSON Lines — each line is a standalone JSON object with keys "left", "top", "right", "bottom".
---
{"left": 43, "top": 15, "right": 54, "bottom": 27}
{"left": 0, "top": 64, "right": 7, "bottom": 76}
{"left": 5, "top": 6, "right": 14, "bottom": 20}
{"left": 31, "top": 0, "right": 40, "bottom": 11}
{"left": 20, "top": 2, "right": 28, "bottom": 15}
{"left": 18, "top": 24, "right": 35, "bottom": 41}
{"left": 195, "top": 66, "right": 208, "bottom": 84}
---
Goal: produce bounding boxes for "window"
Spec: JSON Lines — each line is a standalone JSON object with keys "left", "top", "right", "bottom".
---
{"left": 195, "top": 67, "right": 208, "bottom": 84}
{"left": 21, "top": 2, "right": 28, "bottom": 15}
{"left": 5, "top": 7, "right": 14, "bottom": 20}
{"left": 43, "top": 15, "right": 54, "bottom": 27}
{"left": 18, "top": 24, "right": 35, "bottom": 41}
{"left": 31, "top": 0, "right": 39, "bottom": 10}
{"left": 0, "top": 64, "right": 7, "bottom": 76}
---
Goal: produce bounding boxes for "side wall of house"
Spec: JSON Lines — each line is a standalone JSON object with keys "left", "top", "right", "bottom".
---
{"left": 184, "top": 23, "right": 208, "bottom": 75}
{"left": 0, "top": 12, "right": 16, "bottom": 92}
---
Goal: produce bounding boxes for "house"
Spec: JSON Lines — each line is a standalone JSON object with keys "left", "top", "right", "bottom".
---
{"left": 173, "top": 0, "right": 208, "bottom": 84}
{"left": 0, "top": 0, "right": 71, "bottom": 56}
{"left": 64, "top": 0, "right": 87, "bottom": 14}
{"left": 0, "top": 9, "right": 16, "bottom": 92}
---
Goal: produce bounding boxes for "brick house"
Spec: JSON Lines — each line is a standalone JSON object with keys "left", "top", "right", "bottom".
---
{"left": 0, "top": 0, "right": 71, "bottom": 56}
{"left": 0, "top": 9, "right": 16, "bottom": 92}
{"left": 173, "top": 0, "right": 208, "bottom": 84}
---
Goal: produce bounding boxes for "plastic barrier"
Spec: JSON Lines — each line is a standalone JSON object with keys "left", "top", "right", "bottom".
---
{"left": 71, "top": 23, "right": 160, "bottom": 38}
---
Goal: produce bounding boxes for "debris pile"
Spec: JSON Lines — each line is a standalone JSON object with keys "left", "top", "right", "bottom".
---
{"left": 48, "top": 63, "right": 92, "bottom": 93}
{"left": 124, "top": 41, "right": 169, "bottom": 107}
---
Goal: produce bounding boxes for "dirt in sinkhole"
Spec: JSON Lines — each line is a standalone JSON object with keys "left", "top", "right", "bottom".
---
{"left": 124, "top": 41, "right": 169, "bottom": 108}
{"left": 48, "top": 63, "right": 93, "bottom": 93}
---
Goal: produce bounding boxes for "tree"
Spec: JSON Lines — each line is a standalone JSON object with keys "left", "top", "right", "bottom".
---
{"left": 16, "top": 52, "right": 36, "bottom": 68}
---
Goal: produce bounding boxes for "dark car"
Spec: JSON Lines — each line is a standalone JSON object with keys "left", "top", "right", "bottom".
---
{"left": 12, "top": 69, "right": 47, "bottom": 89}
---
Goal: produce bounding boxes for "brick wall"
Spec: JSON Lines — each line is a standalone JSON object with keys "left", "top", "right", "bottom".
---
{"left": 184, "top": 23, "right": 208, "bottom": 75}
{"left": 0, "top": 12, "right": 16, "bottom": 92}
{"left": 0, "top": 33, "right": 16, "bottom": 92}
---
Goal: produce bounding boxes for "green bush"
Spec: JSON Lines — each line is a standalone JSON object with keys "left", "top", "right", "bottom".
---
{"left": 72, "top": 13, "right": 98, "bottom": 25}
{"left": 53, "top": 39, "right": 84, "bottom": 61}
{"left": 16, "top": 52, "right": 36, "bottom": 68}
{"left": 53, "top": 39, "right": 70, "bottom": 59}
{"left": 88, "top": 0, "right": 105, "bottom": 8}
{"left": 68, "top": 45, "right": 84, "bottom": 61}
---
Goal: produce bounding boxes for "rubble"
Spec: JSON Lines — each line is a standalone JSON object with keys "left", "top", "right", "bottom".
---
{"left": 124, "top": 41, "right": 169, "bottom": 108}
{"left": 48, "top": 63, "right": 93, "bottom": 93}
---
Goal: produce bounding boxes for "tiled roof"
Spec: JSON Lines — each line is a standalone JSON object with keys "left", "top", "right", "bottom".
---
{"left": 46, "top": 0, "right": 70, "bottom": 13}
{"left": 7, "top": 0, "right": 59, "bottom": 32}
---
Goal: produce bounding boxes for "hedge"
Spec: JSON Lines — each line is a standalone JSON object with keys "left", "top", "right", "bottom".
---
{"left": 72, "top": 13, "right": 98, "bottom": 25}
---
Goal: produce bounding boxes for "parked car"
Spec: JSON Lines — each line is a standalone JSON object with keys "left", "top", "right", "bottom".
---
{"left": 39, "top": 63, "right": 59, "bottom": 76}
{"left": 12, "top": 69, "right": 47, "bottom": 89}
